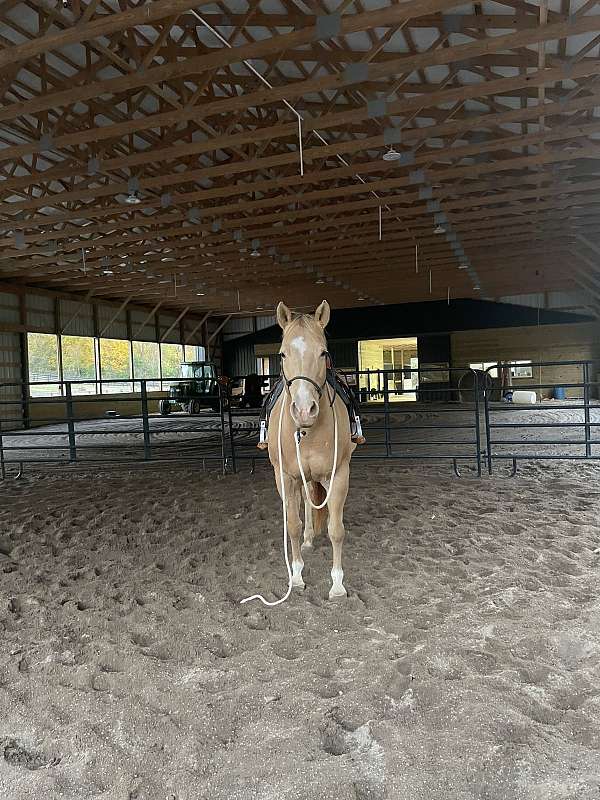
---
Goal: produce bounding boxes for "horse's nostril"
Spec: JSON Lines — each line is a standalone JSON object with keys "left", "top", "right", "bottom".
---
{"left": 309, "top": 401, "right": 319, "bottom": 417}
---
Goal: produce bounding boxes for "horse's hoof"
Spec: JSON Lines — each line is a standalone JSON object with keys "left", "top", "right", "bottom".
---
{"left": 328, "top": 587, "right": 347, "bottom": 600}
{"left": 292, "top": 580, "right": 305, "bottom": 590}
{"left": 301, "top": 541, "right": 314, "bottom": 554}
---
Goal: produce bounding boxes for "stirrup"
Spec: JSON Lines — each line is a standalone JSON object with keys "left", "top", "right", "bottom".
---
{"left": 257, "top": 419, "right": 268, "bottom": 449}
{"left": 351, "top": 414, "right": 365, "bottom": 444}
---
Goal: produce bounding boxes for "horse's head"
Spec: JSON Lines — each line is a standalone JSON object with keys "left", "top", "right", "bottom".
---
{"left": 276, "top": 300, "right": 330, "bottom": 429}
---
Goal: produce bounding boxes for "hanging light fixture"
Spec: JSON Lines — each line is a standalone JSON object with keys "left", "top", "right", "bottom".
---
{"left": 124, "top": 176, "right": 141, "bottom": 204}
{"left": 433, "top": 225, "right": 445, "bottom": 234}
{"left": 382, "top": 146, "right": 402, "bottom": 162}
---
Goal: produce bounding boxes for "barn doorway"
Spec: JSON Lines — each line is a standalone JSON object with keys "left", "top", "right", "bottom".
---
{"left": 358, "top": 337, "right": 419, "bottom": 402}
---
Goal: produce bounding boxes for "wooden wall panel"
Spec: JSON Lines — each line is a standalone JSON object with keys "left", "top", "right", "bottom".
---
{"left": 451, "top": 323, "right": 600, "bottom": 398}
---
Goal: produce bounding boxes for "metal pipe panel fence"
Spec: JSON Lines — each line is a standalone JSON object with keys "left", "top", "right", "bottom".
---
{"left": 1, "top": 361, "right": 599, "bottom": 480}
{"left": 229, "top": 367, "right": 483, "bottom": 477}
{"left": 0, "top": 377, "right": 235, "bottom": 479}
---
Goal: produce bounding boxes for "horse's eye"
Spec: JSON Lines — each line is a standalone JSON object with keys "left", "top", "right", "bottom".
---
{"left": 280, "top": 352, "right": 286, "bottom": 359}
{"left": 321, "top": 351, "right": 327, "bottom": 357}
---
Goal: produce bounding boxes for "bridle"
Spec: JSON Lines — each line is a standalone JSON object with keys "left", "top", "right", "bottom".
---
{"left": 280, "top": 350, "right": 337, "bottom": 408}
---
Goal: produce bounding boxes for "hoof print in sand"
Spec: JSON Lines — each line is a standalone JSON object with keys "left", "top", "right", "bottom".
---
{"left": 2, "top": 738, "right": 60, "bottom": 771}
{"left": 320, "top": 714, "right": 387, "bottom": 798}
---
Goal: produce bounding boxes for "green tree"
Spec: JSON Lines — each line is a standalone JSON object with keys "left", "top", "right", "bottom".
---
{"left": 27, "top": 333, "right": 58, "bottom": 379}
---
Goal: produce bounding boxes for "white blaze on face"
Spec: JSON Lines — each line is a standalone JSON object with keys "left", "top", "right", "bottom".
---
{"left": 290, "top": 336, "right": 311, "bottom": 407}
{"left": 290, "top": 336, "right": 308, "bottom": 358}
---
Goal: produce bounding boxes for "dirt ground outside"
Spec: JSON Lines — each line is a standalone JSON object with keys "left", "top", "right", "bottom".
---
{"left": 1, "top": 459, "right": 599, "bottom": 799}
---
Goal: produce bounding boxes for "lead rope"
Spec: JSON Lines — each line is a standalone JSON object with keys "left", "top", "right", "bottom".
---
{"left": 295, "top": 404, "right": 338, "bottom": 509}
{"left": 241, "top": 397, "right": 339, "bottom": 607}
{"left": 241, "top": 398, "right": 293, "bottom": 607}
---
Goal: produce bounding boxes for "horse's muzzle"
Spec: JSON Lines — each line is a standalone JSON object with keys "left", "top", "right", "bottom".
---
{"left": 291, "top": 399, "right": 319, "bottom": 428}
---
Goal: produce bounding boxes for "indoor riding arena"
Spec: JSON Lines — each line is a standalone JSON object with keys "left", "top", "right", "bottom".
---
{"left": 2, "top": 2, "right": 600, "bottom": 799}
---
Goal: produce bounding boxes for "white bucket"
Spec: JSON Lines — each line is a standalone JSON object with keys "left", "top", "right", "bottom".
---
{"left": 512, "top": 390, "right": 537, "bottom": 404}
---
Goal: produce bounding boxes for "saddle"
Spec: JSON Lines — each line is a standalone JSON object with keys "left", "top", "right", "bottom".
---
{"left": 257, "top": 369, "right": 365, "bottom": 449}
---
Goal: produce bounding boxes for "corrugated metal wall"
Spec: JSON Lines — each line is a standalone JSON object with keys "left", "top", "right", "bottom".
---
{"left": 59, "top": 298, "right": 94, "bottom": 337}
{"left": 225, "top": 340, "right": 256, "bottom": 377}
{"left": 158, "top": 313, "right": 182, "bottom": 344}
{"left": 0, "top": 332, "right": 23, "bottom": 428}
{"left": 26, "top": 293, "right": 54, "bottom": 332}
{"left": 257, "top": 314, "right": 276, "bottom": 330}
{"left": 0, "top": 286, "right": 225, "bottom": 414}
{"left": 130, "top": 308, "right": 156, "bottom": 342}
{"left": 96, "top": 303, "right": 128, "bottom": 340}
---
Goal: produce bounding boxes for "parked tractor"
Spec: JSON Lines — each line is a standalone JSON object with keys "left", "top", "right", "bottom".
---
{"left": 158, "top": 361, "right": 224, "bottom": 415}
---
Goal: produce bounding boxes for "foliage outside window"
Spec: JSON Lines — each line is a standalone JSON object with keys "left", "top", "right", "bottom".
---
{"left": 184, "top": 344, "right": 206, "bottom": 362}
{"left": 99, "top": 338, "right": 132, "bottom": 393}
{"left": 160, "top": 343, "right": 183, "bottom": 389}
{"left": 27, "top": 334, "right": 204, "bottom": 397}
{"left": 27, "top": 333, "right": 61, "bottom": 396}
{"left": 132, "top": 341, "right": 160, "bottom": 391}
{"left": 61, "top": 335, "right": 97, "bottom": 395}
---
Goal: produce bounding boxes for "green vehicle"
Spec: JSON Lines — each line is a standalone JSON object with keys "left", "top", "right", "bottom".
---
{"left": 158, "top": 361, "right": 222, "bottom": 415}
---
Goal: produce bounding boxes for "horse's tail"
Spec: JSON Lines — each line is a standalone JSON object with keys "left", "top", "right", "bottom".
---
{"left": 310, "top": 482, "right": 328, "bottom": 535}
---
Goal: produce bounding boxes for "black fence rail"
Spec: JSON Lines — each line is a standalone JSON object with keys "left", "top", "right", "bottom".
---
{"left": 0, "top": 377, "right": 236, "bottom": 480}
{"left": 483, "top": 359, "right": 600, "bottom": 474}
{"left": 2, "top": 361, "right": 600, "bottom": 481}
{"left": 229, "top": 367, "right": 483, "bottom": 477}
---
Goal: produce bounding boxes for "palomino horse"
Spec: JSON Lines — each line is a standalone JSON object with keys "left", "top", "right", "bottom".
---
{"left": 267, "top": 300, "right": 356, "bottom": 600}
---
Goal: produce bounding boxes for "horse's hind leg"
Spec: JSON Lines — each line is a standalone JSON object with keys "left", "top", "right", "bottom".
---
{"left": 326, "top": 463, "right": 350, "bottom": 599}
{"left": 302, "top": 491, "right": 315, "bottom": 553}
{"left": 275, "top": 470, "right": 305, "bottom": 588}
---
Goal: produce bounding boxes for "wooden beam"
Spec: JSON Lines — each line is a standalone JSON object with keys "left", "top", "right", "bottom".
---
{"left": 207, "top": 314, "right": 232, "bottom": 344}
{"left": 159, "top": 305, "right": 189, "bottom": 342}
{"left": 98, "top": 294, "right": 133, "bottom": 337}
{"left": 0, "top": 0, "right": 219, "bottom": 71}
{"left": 60, "top": 288, "right": 95, "bottom": 333}
{"left": 184, "top": 311, "right": 212, "bottom": 344}
{"left": 132, "top": 299, "right": 163, "bottom": 339}
{"left": 4, "top": 57, "right": 600, "bottom": 204}
{"left": 1, "top": 10, "right": 597, "bottom": 128}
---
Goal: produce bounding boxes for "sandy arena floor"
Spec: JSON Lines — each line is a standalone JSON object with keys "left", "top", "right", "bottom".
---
{"left": 1, "top": 458, "right": 600, "bottom": 799}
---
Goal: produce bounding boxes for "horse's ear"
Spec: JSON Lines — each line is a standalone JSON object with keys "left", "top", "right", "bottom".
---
{"left": 276, "top": 301, "right": 293, "bottom": 330}
{"left": 314, "top": 300, "right": 330, "bottom": 329}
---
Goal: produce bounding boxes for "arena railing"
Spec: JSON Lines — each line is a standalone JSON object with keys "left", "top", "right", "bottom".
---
{"left": 483, "top": 359, "right": 600, "bottom": 475}
{"left": 0, "top": 377, "right": 235, "bottom": 480}
{"left": 228, "top": 367, "right": 484, "bottom": 477}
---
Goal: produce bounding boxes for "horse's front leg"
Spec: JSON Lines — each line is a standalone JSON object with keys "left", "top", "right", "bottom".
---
{"left": 326, "top": 462, "right": 350, "bottom": 599}
{"left": 274, "top": 469, "right": 305, "bottom": 588}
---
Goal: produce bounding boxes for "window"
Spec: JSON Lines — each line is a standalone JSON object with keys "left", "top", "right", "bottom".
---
{"left": 132, "top": 341, "right": 160, "bottom": 391}
{"left": 61, "top": 335, "right": 97, "bottom": 395}
{"left": 99, "top": 338, "right": 132, "bottom": 393}
{"left": 160, "top": 343, "right": 183, "bottom": 389}
{"left": 27, "top": 333, "right": 60, "bottom": 396}
{"left": 184, "top": 344, "right": 206, "bottom": 362}
{"left": 469, "top": 362, "right": 499, "bottom": 379}
{"left": 511, "top": 360, "right": 533, "bottom": 378}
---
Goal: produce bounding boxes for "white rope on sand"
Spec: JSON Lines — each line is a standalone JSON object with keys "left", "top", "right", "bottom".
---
{"left": 240, "top": 399, "right": 292, "bottom": 607}
{"left": 240, "top": 401, "right": 338, "bottom": 607}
